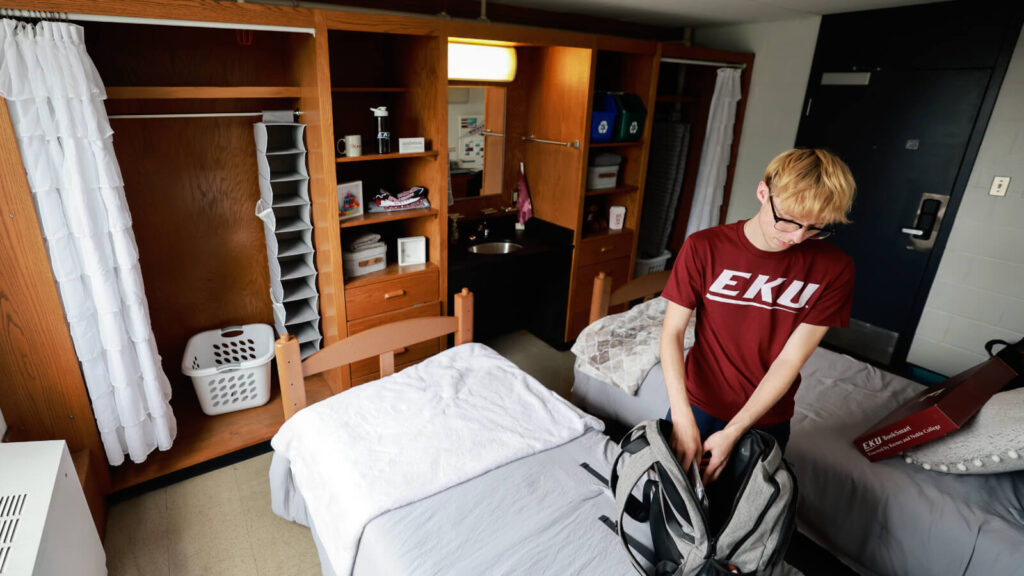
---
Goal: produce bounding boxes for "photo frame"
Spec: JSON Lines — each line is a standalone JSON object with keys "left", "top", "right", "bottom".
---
{"left": 338, "top": 180, "right": 363, "bottom": 220}
{"left": 397, "top": 236, "right": 427, "bottom": 266}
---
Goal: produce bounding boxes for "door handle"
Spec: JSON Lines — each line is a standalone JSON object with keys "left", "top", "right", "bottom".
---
{"left": 905, "top": 193, "right": 949, "bottom": 252}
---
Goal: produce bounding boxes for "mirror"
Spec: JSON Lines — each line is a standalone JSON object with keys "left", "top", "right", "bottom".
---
{"left": 448, "top": 86, "right": 506, "bottom": 200}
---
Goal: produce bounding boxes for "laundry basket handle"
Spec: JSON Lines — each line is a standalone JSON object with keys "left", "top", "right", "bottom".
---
{"left": 216, "top": 362, "right": 242, "bottom": 373}
{"left": 221, "top": 325, "right": 245, "bottom": 338}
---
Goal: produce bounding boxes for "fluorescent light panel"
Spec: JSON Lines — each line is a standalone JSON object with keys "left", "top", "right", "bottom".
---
{"left": 448, "top": 42, "right": 517, "bottom": 82}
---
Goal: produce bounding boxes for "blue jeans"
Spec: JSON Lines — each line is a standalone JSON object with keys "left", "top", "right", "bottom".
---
{"left": 667, "top": 403, "right": 790, "bottom": 453}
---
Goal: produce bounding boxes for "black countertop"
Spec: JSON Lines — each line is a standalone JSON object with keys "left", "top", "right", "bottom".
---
{"left": 448, "top": 216, "right": 574, "bottom": 272}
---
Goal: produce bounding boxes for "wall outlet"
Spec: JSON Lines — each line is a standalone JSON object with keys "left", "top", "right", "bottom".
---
{"left": 989, "top": 176, "right": 1010, "bottom": 197}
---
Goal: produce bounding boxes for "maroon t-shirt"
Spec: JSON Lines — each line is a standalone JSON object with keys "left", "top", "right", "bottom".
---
{"left": 662, "top": 220, "right": 854, "bottom": 426}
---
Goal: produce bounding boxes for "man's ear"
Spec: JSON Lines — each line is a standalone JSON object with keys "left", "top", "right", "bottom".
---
{"left": 756, "top": 181, "right": 770, "bottom": 203}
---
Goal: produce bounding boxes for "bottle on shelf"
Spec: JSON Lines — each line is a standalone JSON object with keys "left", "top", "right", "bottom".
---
{"left": 370, "top": 106, "right": 391, "bottom": 154}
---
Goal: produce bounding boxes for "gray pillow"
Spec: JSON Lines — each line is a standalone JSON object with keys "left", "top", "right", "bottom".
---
{"left": 903, "top": 387, "right": 1024, "bottom": 474}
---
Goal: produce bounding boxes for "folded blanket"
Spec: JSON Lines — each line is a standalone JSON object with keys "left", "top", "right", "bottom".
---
{"left": 571, "top": 297, "right": 695, "bottom": 395}
{"left": 347, "top": 232, "right": 381, "bottom": 252}
{"left": 271, "top": 343, "right": 602, "bottom": 576}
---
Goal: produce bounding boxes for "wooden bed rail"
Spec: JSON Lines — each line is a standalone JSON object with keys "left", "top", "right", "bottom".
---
{"left": 589, "top": 270, "right": 671, "bottom": 324}
{"left": 275, "top": 288, "right": 474, "bottom": 420}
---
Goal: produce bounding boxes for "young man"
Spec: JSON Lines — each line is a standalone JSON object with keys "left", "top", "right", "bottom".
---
{"left": 660, "top": 148, "right": 856, "bottom": 484}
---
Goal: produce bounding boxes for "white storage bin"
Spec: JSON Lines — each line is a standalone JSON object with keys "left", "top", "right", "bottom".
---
{"left": 343, "top": 244, "right": 387, "bottom": 277}
{"left": 635, "top": 249, "right": 672, "bottom": 277}
{"left": 181, "top": 324, "right": 275, "bottom": 416}
{"left": 587, "top": 164, "right": 620, "bottom": 190}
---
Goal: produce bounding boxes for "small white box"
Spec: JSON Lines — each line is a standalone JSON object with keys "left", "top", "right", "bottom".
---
{"left": 609, "top": 205, "right": 626, "bottom": 230}
{"left": 399, "top": 137, "right": 426, "bottom": 154}
{"left": 587, "top": 164, "right": 620, "bottom": 190}
{"left": 398, "top": 236, "right": 427, "bottom": 266}
{"left": 343, "top": 243, "right": 387, "bottom": 277}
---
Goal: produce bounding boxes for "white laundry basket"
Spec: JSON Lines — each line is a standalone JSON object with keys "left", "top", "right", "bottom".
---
{"left": 635, "top": 249, "right": 672, "bottom": 277}
{"left": 181, "top": 324, "right": 275, "bottom": 416}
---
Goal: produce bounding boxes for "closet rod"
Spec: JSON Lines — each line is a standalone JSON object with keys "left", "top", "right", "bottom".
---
{"left": 0, "top": 9, "right": 315, "bottom": 35}
{"left": 661, "top": 57, "right": 746, "bottom": 69}
{"left": 108, "top": 111, "right": 302, "bottom": 120}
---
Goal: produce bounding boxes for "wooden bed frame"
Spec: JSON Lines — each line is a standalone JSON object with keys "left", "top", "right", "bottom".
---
{"left": 588, "top": 270, "right": 671, "bottom": 324}
{"left": 274, "top": 288, "right": 474, "bottom": 420}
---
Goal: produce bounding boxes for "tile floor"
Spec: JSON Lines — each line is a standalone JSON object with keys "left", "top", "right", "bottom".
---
{"left": 103, "top": 331, "right": 576, "bottom": 575}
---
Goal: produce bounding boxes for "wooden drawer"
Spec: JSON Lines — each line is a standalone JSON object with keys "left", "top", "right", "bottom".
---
{"left": 576, "top": 230, "right": 634, "bottom": 267}
{"left": 567, "top": 257, "right": 631, "bottom": 341}
{"left": 345, "top": 268, "right": 439, "bottom": 321}
{"left": 347, "top": 301, "right": 442, "bottom": 381}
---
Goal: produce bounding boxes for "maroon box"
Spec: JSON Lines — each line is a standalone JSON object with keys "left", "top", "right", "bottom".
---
{"left": 854, "top": 356, "right": 1018, "bottom": 461}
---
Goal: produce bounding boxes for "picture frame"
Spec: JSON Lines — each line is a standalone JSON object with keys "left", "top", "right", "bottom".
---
{"left": 338, "top": 180, "right": 363, "bottom": 220}
{"left": 397, "top": 236, "right": 427, "bottom": 266}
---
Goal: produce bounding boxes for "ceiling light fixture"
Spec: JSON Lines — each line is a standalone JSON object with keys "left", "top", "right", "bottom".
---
{"left": 447, "top": 40, "right": 517, "bottom": 82}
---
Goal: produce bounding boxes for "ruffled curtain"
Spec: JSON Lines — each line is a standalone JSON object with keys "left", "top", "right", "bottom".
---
{"left": 0, "top": 19, "right": 176, "bottom": 465}
{"left": 685, "top": 67, "right": 743, "bottom": 238}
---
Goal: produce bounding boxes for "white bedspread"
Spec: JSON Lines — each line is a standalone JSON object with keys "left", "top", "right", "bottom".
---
{"left": 270, "top": 343, "right": 603, "bottom": 576}
{"left": 571, "top": 297, "right": 694, "bottom": 395}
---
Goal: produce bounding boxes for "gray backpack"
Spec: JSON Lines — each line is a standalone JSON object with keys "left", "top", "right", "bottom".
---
{"left": 610, "top": 419, "right": 797, "bottom": 576}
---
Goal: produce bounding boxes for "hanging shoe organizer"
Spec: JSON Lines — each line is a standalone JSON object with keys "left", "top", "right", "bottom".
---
{"left": 254, "top": 121, "right": 322, "bottom": 359}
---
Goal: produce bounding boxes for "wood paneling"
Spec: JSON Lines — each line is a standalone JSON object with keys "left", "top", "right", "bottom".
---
{"left": 577, "top": 229, "right": 635, "bottom": 267}
{"left": 7, "top": 0, "right": 315, "bottom": 28}
{"left": 0, "top": 99, "right": 110, "bottom": 530}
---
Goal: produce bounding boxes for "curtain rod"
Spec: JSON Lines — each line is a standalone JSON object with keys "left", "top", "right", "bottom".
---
{"left": 108, "top": 111, "right": 302, "bottom": 120}
{"left": 661, "top": 57, "right": 746, "bottom": 69}
{"left": 0, "top": 8, "right": 315, "bottom": 35}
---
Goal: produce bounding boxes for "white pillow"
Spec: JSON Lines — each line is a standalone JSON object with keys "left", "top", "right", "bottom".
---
{"left": 903, "top": 387, "right": 1024, "bottom": 474}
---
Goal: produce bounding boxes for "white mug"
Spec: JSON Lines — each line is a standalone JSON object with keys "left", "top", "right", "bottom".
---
{"left": 337, "top": 134, "right": 362, "bottom": 157}
{"left": 609, "top": 205, "right": 626, "bottom": 230}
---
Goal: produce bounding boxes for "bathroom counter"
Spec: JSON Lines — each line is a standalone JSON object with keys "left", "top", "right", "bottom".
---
{"left": 447, "top": 217, "right": 573, "bottom": 347}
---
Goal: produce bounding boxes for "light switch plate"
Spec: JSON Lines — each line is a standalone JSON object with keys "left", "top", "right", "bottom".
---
{"left": 990, "top": 176, "right": 1010, "bottom": 197}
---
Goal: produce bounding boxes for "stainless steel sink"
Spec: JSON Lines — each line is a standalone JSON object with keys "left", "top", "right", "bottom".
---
{"left": 468, "top": 241, "right": 524, "bottom": 255}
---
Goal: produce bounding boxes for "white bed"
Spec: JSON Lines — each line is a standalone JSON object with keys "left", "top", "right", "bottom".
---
{"left": 269, "top": 342, "right": 654, "bottom": 576}
{"left": 571, "top": 314, "right": 1024, "bottom": 576}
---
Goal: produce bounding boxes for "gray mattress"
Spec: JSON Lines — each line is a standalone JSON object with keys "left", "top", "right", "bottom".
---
{"left": 271, "top": 430, "right": 650, "bottom": 575}
{"left": 572, "top": 362, "right": 669, "bottom": 425}
{"left": 571, "top": 348, "right": 1024, "bottom": 576}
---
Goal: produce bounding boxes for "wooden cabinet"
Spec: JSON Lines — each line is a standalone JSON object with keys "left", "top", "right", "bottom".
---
{"left": 320, "top": 14, "right": 448, "bottom": 387}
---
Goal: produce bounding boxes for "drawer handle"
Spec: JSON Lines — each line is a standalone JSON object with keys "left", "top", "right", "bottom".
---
{"left": 384, "top": 289, "right": 407, "bottom": 300}
{"left": 600, "top": 246, "right": 614, "bottom": 253}
{"left": 395, "top": 347, "right": 408, "bottom": 355}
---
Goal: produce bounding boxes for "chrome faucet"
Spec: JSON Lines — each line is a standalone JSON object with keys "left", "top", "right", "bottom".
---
{"left": 468, "top": 221, "right": 490, "bottom": 242}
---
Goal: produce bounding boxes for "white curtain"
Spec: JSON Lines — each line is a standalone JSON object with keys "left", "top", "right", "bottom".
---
{"left": 685, "top": 67, "right": 743, "bottom": 238}
{"left": 0, "top": 19, "right": 176, "bottom": 465}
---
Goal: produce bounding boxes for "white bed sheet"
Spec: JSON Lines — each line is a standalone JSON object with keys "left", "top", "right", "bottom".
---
{"left": 271, "top": 430, "right": 647, "bottom": 575}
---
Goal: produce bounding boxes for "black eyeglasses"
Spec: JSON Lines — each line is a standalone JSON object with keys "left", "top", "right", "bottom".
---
{"left": 768, "top": 195, "right": 835, "bottom": 239}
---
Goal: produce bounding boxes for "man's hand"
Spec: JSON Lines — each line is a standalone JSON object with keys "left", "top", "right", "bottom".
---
{"left": 701, "top": 426, "right": 743, "bottom": 484}
{"left": 669, "top": 414, "right": 703, "bottom": 472}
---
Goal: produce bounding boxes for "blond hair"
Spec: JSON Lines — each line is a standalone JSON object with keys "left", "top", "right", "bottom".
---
{"left": 763, "top": 149, "right": 856, "bottom": 224}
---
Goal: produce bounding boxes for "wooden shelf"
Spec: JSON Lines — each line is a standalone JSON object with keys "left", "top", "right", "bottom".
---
{"left": 590, "top": 141, "right": 643, "bottom": 148}
{"left": 105, "top": 86, "right": 303, "bottom": 99}
{"left": 331, "top": 87, "right": 408, "bottom": 93}
{"left": 336, "top": 150, "right": 438, "bottom": 163}
{"left": 109, "top": 375, "right": 333, "bottom": 492}
{"left": 339, "top": 207, "right": 439, "bottom": 229}
{"left": 586, "top": 184, "right": 639, "bottom": 197}
{"left": 656, "top": 95, "right": 699, "bottom": 103}
{"left": 344, "top": 261, "right": 438, "bottom": 288}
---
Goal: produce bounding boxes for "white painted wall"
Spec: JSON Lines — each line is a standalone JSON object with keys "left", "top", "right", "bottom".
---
{"left": 0, "top": 407, "right": 6, "bottom": 440}
{"left": 907, "top": 27, "right": 1024, "bottom": 376}
{"left": 694, "top": 17, "right": 821, "bottom": 223}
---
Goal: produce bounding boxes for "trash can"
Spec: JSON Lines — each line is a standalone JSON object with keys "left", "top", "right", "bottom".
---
{"left": 591, "top": 92, "right": 618, "bottom": 143}
{"left": 611, "top": 92, "right": 647, "bottom": 142}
